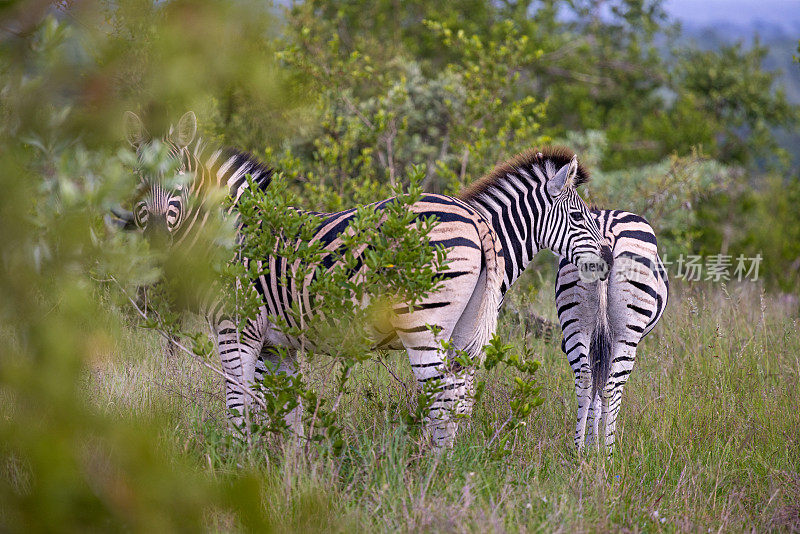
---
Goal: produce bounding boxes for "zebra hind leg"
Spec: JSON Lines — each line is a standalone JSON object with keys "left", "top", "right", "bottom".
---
{"left": 586, "top": 390, "right": 602, "bottom": 452}
{"left": 600, "top": 346, "right": 636, "bottom": 458}
{"left": 257, "top": 345, "right": 305, "bottom": 440}
{"left": 404, "top": 347, "right": 468, "bottom": 450}
{"left": 565, "top": 337, "right": 593, "bottom": 452}
{"left": 426, "top": 364, "right": 468, "bottom": 449}
{"left": 572, "top": 360, "right": 593, "bottom": 452}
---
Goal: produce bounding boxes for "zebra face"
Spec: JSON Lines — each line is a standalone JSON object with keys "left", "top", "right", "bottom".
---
{"left": 133, "top": 181, "right": 189, "bottom": 240}
{"left": 541, "top": 158, "right": 610, "bottom": 281}
{"left": 553, "top": 191, "right": 610, "bottom": 282}
{"left": 112, "top": 111, "right": 198, "bottom": 242}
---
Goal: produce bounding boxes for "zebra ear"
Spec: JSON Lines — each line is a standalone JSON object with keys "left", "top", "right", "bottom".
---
{"left": 546, "top": 155, "right": 578, "bottom": 197}
{"left": 124, "top": 111, "right": 148, "bottom": 148}
{"left": 174, "top": 111, "right": 197, "bottom": 148}
{"left": 105, "top": 206, "right": 137, "bottom": 231}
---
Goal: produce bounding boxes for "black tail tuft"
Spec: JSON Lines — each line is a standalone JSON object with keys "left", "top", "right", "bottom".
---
{"left": 589, "top": 287, "right": 612, "bottom": 399}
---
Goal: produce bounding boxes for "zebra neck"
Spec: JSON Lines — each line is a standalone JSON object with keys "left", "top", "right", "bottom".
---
{"left": 465, "top": 181, "right": 542, "bottom": 292}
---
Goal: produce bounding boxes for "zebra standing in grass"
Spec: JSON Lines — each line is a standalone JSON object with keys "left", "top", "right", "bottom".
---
{"left": 114, "top": 111, "right": 611, "bottom": 448}
{"left": 555, "top": 208, "right": 668, "bottom": 456}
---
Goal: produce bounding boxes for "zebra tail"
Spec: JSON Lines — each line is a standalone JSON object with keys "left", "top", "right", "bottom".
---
{"left": 463, "top": 220, "right": 505, "bottom": 359}
{"left": 589, "top": 278, "right": 612, "bottom": 399}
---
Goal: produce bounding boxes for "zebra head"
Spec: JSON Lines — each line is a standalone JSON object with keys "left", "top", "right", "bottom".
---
{"left": 110, "top": 111, "right": 199, "bottom": 245}
{"left": 539, "top": 155, "right": 611, "bottom": 281}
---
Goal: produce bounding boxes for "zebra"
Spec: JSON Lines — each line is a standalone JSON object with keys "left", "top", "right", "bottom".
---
{"left": 555, "top": 208, "right": 669, "bottom": 457}
{"left": 113, "top": 110, "right": 612, "bottom": 448}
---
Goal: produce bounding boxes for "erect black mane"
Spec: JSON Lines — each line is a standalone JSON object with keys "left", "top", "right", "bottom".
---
{"left": 458, "top": 146, "right": 590, "bottom": 202}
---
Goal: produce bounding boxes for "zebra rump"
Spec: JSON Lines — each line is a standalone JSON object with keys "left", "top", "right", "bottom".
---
{"left": 555, "top": 208, "right": 668, "bottom": 455}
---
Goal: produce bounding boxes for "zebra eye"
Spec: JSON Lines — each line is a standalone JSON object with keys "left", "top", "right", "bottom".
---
{"left": 570, "top": 211, "right": 584, "bottom": 223}
{"left": 134, "top": 201, "right": 148, "bottom": 228}
{"left": 166, "top": 198, "right": 182, "bottom": 231}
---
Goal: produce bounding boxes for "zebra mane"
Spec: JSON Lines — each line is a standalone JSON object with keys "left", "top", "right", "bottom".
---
{"left": 214, "top": 147, "right": 274, "bottom": 194}
{"left": 458, "top": 146, "right": 590, "bottom": 202}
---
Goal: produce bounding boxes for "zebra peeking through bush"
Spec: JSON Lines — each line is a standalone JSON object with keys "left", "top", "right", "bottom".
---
{"left": 555, "top": 209, "right": 668, "bottom": 457}
{"left": 112, "top": 110, "right": 611, "bottom": 448}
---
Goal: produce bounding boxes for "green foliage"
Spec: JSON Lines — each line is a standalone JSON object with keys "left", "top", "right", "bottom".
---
{"left": 0, "top": 2, "right": 298, "bottom": 529}
{"left": 235, "top": 166, "right": 447, "bottom": 355}
{"left": 516, "top": 0, "right": 678, "bottom": 168}
{"left": 296, "top": 0, "right": 787, "bottom": 170}
{"left": 99, "top": 0, "right": 307, "bottom": 149}
{"left": 280, "top": 9, "right": 548, "bottom": 203}
{"left": 672, "top": 41, "right": 796, "bottom": 166}
{"left": 478, "top": 335, "right": 544, "bottom": 456}
{"left": 0, "top": 92, "right": 269, "bottom": 534}
{"left": 274, "top": 0, "right": 799, "bottom": 287}
{"left": 693, "top": 175, "right": 800, "bottom": 291}
{"left": 3, "top": 0, "right": 800, "bottom": 527}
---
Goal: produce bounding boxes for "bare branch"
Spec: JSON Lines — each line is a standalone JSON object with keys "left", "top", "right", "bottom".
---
{"left": 381, "top": 117, "right": 398, "bottom": 187}
{"left": 459, "top": 148, "right": 470, "bottom": 183}
{"left": 486, "top": 414, "right": 514, "bottom": 448}
{"left": 422, "top": 132, "right": 450, "bottom": 191}
{"left": 373, "top": 355, "right": 412, "bottom": 400}
{"left": 341, "top": 92, "right": 374, "bottom": 130}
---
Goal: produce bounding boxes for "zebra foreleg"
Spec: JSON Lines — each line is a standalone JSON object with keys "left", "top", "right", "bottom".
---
{"left": 215, "top": 319, "right": 263, "bottom": 435}
{"left": 458, "top": 367, "right": 478, "bottom": 419}
{"left": 257, "top": 345, "right": 305, "bottom": 440}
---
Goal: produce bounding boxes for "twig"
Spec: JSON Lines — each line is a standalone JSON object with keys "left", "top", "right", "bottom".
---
{"left": 330, "top": 365, "right": 352, "bottom": 412}
{"left": 422, "top": 132, "right": 450, "bottom": 190}
{"left": 383, "top": 118, "right": 398, "bottom": 187}
{"left": 374, "top": 355, "right": 412, "bottom": 399}
{"left": 486, "top": 414, "right": 514, "bottom": 448}
{"left": 305, "top": 394, "right": 323, "bottom": 457}
{"left": 109, "top": 276, "right": 270, "bottom": 414}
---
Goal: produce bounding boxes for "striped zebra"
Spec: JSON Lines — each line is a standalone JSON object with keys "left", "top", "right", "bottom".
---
{"left": 555, "top": 208, "right": 668, "bottom": 457}
{"left": 114, "top": 111, "right": 611, "bottom": 448}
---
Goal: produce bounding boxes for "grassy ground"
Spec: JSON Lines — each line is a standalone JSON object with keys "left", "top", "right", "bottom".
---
{"left": 88, "top": 282, "right": 800, "bottom": 532}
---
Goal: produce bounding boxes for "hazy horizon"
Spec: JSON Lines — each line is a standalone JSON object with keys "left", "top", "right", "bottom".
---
{"left": 664, "top": 0, "right": 800, "bottom": 30}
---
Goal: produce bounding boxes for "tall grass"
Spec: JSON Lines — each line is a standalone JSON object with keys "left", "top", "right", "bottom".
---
{"left": 87, "top": 283, "right": 800, "bottom": 532}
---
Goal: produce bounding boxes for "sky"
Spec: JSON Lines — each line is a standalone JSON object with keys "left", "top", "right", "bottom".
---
{"left": 663, "top": 0, "right": 800, "bottom": 29}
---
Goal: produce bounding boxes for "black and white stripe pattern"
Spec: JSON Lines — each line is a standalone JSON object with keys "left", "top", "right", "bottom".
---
{"left": 555, "top": 209, "right": 669, "bottom": 456}
{"left": 120, "top": 112, "right": 610, "bottom": 448}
